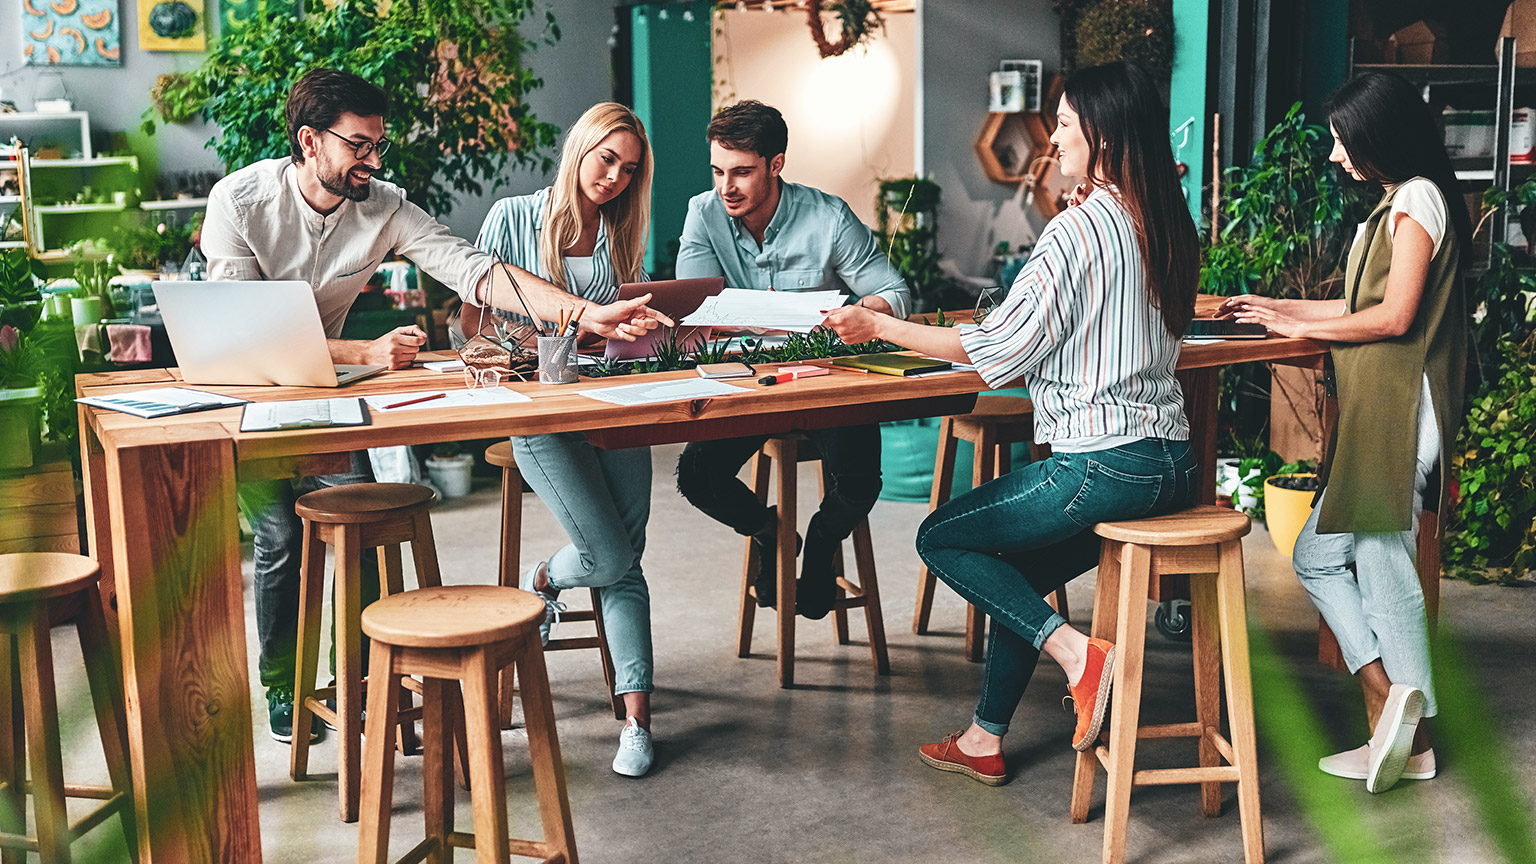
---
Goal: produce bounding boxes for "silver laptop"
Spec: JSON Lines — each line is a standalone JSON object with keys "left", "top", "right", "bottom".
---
{"left": 154, "top": 280, "right": 387, "bottom": 387}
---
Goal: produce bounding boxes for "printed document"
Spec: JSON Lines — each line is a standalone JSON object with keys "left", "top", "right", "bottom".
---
{"left": 679, "top": 289, "right": 843, "bottom": 332}
{"left": 578, "top": 378, "right": 753, "bottom": 407}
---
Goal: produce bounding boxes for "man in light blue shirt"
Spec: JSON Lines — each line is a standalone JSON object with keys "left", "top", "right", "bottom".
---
{"left": 675, "top": 100, "right": 911, "bottom": 621}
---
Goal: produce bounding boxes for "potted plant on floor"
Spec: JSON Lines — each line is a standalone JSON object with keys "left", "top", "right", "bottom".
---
{"left": 425, "top": 441, "right": 474, "bottom": 499}
{"left": 0, "top": 325, "right": 46, "bottom": 469}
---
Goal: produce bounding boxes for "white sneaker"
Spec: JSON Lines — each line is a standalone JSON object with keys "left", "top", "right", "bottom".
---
{"left": 612, "top": 718, "right": 654, "bottom": 777}
{"left": 520, "top": 562, "right": 564, "bottom": 647}
{"left": 1366, "top": 684, "right": 1425, "bottom": 793}
{"left": 1319, "top": 743, "right": 1436, "bottom": 781}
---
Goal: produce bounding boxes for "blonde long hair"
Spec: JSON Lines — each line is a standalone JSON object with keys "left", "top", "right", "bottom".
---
{"left": 541, "top": 103, "right": 653, "bottom": 289}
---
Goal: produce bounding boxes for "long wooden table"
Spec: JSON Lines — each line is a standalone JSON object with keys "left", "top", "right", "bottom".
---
{"left": 76, "top": 317, "right": 1325, "bottom": 862}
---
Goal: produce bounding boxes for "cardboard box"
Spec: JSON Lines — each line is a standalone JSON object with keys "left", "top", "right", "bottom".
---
{"left": 1500, "top": 0, "right": 1536, "bottom": 67}
{"left": 1389, "top": 19, "right": 1449, "bottom": 65}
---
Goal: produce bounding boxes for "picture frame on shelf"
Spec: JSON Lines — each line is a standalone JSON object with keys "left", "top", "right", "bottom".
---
{"left": 1000, "top": 59, "right": 1044, "bottom": 112}
{"left": 988, "top": 70, "right": 1024, "bottom": 114}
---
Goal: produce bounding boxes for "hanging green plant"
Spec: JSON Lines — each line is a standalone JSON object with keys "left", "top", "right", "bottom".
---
{"left": 148, "top": 1, "right": 199, "bottom": 39}
{"left": 804, "top": 0, "right": 884, "bottom": 59}
{"left": 1073, "top": 0, "right": 1174, "bottom": 82}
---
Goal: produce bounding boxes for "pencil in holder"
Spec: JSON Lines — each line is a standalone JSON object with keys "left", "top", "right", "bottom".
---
{"left": 537, "top": 334, "right": 579, "bottom": 384}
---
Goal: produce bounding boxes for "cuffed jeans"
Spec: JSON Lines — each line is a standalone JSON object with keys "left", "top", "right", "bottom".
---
{"left": 674, "top": 424, "right": 882, "bottom": 544}
{"left": 237, "top": 450, "right": 381, "bottom": 693}
{"left": 1292, "top": 377, "right": 1439, "bottom": 716}
{"left": 916, "top": 438, "right": 1198, "bottom": 736}
{"left": 511, "top": 432, "right": 654, "bottom": 696}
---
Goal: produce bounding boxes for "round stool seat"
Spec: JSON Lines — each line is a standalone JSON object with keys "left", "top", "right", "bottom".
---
{"left": 1094, "top": 505, "right": 1251, "bottom": 546}
{"left": 959, "top": 394, "right": 1034, "bottom": 424}
{"left": 362, "top": 585, "right": 545, "bottom": 648}
{"left": 484, "top": 440, "right": 514, "bottom": 468}
{"left": 0, "top": 553, "right": 101, "bottom": 603}
{"left": 295, "top": 482, "right": 436, "bottom": 524}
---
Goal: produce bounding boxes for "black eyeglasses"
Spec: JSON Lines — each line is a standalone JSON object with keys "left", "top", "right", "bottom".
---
{"left": 321, "top": 127, "right": 391, "bottom": 160}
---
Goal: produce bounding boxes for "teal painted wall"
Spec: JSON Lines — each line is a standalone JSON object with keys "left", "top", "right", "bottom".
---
{"left": 1170, "top": 0, "right": 1214, "bottom": 226}
{"left": 1301, "top": 0, "right": 1349, "bottom": 120}
{"left": 631, "top": 5, "right": 712, "bottom": 275}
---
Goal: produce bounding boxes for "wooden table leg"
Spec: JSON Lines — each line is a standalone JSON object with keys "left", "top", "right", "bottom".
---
{"left": 104, "top": 426, "right": 262, "bottom": 863}
{"left": 79, "top": 409, "right": 117, "bottom": 635}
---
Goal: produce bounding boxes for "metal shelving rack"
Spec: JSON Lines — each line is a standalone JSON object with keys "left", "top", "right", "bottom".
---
{"left": 1352, "top": 35, "right": 1527, "bottom": 266}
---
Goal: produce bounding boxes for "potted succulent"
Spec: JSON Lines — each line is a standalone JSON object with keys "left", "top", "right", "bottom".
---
{"left": 425, "top": 441, "right": 474, "bottom": 499}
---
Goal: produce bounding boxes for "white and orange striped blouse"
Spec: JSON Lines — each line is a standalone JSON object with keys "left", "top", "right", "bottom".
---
{"left": 960, "top": 187, "right": 1189, "bottom": 452}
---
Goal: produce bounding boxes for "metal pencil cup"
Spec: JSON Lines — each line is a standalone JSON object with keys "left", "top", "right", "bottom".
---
{"left": 537, "top": 334, "right": 579, "bottom": 384}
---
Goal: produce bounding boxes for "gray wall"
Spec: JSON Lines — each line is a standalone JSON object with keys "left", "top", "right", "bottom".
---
{"left": 919, "top": 0, "right": 1061, "bottom": 276}
{"left": 0, "top": 0, "right": 622, "bottom": 240}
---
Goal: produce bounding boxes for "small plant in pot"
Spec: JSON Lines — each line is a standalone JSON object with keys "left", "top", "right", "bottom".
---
{"left": 0, "top": 325, "right": 47, "bottom": 470}
{"left": 1262, "top": 461, "right": 1319, "bottom": 557}
{"left": 0, "top": 248, "right": 44, "bottom": 331}
{"left": 425, "top": 441, "right": 475, "bottom": 499}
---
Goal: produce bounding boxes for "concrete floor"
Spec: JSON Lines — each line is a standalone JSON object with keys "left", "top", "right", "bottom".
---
{"left": 48, "top": 443, "right": 1536, "bottom": 863}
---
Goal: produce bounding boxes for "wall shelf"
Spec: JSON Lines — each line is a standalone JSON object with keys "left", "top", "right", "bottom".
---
{"left": 30, "top": 156, "right": 138, "bottom": 169}
{"left": 34, "top": 202, "right": 126, "bottom": 215}
{"left": 139, "top": 197, "right": 209, "bottom": 211}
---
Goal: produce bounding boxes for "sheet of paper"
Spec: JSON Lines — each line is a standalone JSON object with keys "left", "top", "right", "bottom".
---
{"left": 679, "top": 289, "right": 844, "bottom": 332}
{"left": 421, "top": 359, "right": 466, "bottom": 372}
{"left": 77, "top": 387, "right": 247, "bottom": 418}
{"left": 362, "top": 386, "right": 531, "bottom": 413}
{"left": 578, "top": 378, "right": 753, "bottom": 407}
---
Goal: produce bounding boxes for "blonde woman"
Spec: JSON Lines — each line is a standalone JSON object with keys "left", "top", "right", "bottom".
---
{"left": 477, "top": 102, "right": 658, "bottom": 776}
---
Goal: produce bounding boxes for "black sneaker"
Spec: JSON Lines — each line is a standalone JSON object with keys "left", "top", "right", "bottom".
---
{"left": 797, "top": 515, "right": 839, "bottom": 621}
{"left": 268, "top": 688, "right": 320, "bottom": 743}
{"left": 750, "top": 506, "right": 801, "bottom": 609}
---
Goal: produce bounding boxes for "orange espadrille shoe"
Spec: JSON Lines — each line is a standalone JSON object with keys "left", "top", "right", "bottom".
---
{"left": 918, "top": 730, "right": 1008, "bottom": 786}
{"left": 1067, "top": 637, "right": 1116, "bottom": 751}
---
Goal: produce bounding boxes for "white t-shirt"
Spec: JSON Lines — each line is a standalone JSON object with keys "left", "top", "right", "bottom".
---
{"left": 564, "top": 255, "right": 597, "bottom": 293}
{"left": 1351, "top": 177, "right": 1448, "bottom": 259}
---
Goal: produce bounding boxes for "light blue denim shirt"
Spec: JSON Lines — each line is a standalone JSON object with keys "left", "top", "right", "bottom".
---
{"left": 674, "top": 180, "right": 911, "bottom": 319}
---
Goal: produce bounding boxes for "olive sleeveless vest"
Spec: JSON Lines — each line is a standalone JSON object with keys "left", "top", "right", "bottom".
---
{"left": 1316, "top": 181, "right": 1466, "bottom": 534}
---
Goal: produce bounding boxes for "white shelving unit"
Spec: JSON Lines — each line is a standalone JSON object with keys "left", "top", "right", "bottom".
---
{"left": 139, "top": 197, "right": 209, "bottom": 211}
{"left": 0, "top": 112, "right": 92, "bottom": 160}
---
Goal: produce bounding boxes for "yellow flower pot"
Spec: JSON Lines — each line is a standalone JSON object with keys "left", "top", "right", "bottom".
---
{"left": 1264, "top": 473, "right": 1319, "bottom": 558}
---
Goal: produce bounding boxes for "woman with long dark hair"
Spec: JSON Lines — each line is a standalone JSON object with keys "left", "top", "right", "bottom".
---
{"left": 823, "top": 61, "right": 1199, "bottom": 783}
{"left": 1219, "top": 72, "right": 1467, "bottom": 793}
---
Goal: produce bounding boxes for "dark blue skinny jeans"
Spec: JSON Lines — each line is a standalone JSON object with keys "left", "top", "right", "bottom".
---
{"left": 915, "top": 437, "right": 1198, "bottom": 736}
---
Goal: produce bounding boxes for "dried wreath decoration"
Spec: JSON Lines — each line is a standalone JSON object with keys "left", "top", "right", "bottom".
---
{"left": 804, "top": 0, "right": 884, "bottom": 58}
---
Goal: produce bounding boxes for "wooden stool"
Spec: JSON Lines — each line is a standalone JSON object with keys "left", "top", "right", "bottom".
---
{"left": 0, "top": 553, "right": 135, "bottom": 863}
{"left": 739, "top": 434, "right": 889, "bottom": 688}
{"left": 915, "top": 395, "right": 1068, "bottom": 661}
{"left": 358, "top": 585, "right": 577, "bottom": 864}
{"left": 292, "top": 482, "right": 443, "bottom": 823}
{"left": 1069, "top": 506, "right": 1262, "bottom": 864}
{"left": 484, "top": 442, "right": 622, "bottom": 725}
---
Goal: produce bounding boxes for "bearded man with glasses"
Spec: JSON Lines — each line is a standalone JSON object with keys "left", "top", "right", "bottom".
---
{"left": 201, "top": 68, "right": 671, "bottom": 744}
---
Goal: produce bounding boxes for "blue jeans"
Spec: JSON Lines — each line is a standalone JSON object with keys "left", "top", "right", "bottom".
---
{"left": 916, "top": 438, "right": 1198, "bottom": 736}
{"left": 511, "top": 432, "right": 654, "bottom": 695}
{"left": 237, "top": 451, "right": 380, "bottom": 692}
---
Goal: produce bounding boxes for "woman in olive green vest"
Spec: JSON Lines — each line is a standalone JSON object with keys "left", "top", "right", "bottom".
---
{"left": 1218, "top": 72, "right": 1469, "bottom": 794}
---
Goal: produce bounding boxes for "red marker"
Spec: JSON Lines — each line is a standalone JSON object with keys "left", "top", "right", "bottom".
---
{"left": 384, "top": 392, "right": 446, "bottom": 410}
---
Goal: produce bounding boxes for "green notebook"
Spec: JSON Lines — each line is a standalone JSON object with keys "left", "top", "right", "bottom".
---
{"left": 829, "top": 353, "right": 952, "bottom": 377}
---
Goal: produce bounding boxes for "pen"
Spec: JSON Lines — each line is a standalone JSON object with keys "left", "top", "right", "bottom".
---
{"left": 758, "top": 369, "right": 827, "bottom": 386}
{"left": 384, "top": 392, "right": 446, "bottom": 410}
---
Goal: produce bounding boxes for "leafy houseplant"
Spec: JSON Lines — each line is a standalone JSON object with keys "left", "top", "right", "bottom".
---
{"left": 144, "top": 0, "right": 561, "bottom": 217}
{"left": 1202, "top": 103, "right": 1372, "bottom": 460}
{"left": 106, "top": 218, "right": 195, "bottom": 274}
{"left": 1072, "top": 0, "right": 1174, "bottom": 83}
{"left": 0, "top": 248, "right": 45, "bottom": 331}
{"left": 874, "top": 177, "right": 968, "bottom": 314}
{"left": 1445, "top": 334, "right": 1536, "bottom": 585}
{"left": 0, "top": 324, "right": 72, "bottom": 469}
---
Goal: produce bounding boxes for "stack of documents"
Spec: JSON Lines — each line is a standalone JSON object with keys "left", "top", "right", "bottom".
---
{"left": 77, "top": 387, "right": 246, "bottom": 418}
{"left": 679, "top": 289, "right": 843, "bottom": 332}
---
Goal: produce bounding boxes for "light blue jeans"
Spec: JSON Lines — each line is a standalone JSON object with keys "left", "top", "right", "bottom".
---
{"left": 1292, "top": 377, "right": 1438, "bottom": 716}
{"left": 510, "top": 432, "right": 653, "bottom": 696}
